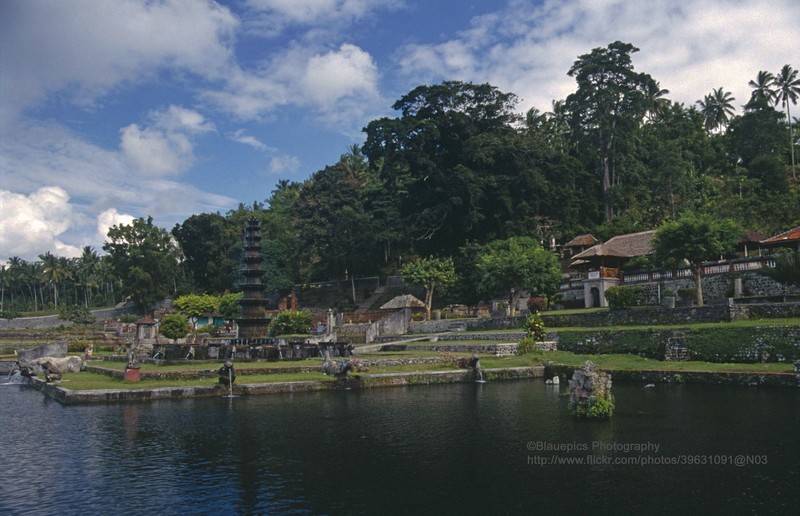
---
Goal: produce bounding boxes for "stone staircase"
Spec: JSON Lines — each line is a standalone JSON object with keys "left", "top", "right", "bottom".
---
{"left": 664, "top": 332, "right": 690, "bottom": 361}
{"left": 355, "top": 286, "right": 385, "bottom": 314}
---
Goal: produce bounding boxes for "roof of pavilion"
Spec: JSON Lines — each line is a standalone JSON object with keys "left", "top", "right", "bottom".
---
{"left": 563, "top": 234, "right": 599, "bottom": 248}
{"left": 380, "top": 294, "right": 426, "bottom": 309}
{"left": 571, "top": 230, "right": 656, "bottom": 261}
{"left": 760, "top": 226, "right": 800, "bottom": 244}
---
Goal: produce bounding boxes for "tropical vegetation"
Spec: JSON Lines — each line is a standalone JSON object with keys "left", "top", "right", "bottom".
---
{"left": 2, "top": 42, "right": 798, "bottom": 314}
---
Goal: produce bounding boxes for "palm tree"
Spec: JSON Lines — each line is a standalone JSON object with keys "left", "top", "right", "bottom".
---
{"left": 748, "top": 70, "right": 776, "bottom": 107}
{"left": 77, "top": 246, "right": 100, "bottom": 306}
{"left": 644, "top": 80, "right": 671, "bottom": 122}
{"left": 5, "top": 256, "right": 25, "bottom": 309}
{"left": 697, "top": 88, "right": 736, "bottom": 133}
{"left": 775, "top": 64, "right": 800, "bottom": 179}
{"left": 39, "top": 252, "right": 68, "bottom": 309}
{"left": 24, "top": 261, "right": 41, "bottom": 312}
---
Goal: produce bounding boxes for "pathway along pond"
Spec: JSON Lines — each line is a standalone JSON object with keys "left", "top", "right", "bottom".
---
{"left": 1, "top": 379, "right": 798, "bottom": 514}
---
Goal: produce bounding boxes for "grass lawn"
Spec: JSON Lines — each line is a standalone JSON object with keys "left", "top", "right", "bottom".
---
{"left": 89, "top": 358, "right": 326, "bottom": 371}
{"left": 521, "top": 350, "right": 795, "bottom": 373}
{"left": 550, "top": 317, "right": 800, "bottom": 333}
{"left": 59, "top": 370, "right": 332, "bottom": 390}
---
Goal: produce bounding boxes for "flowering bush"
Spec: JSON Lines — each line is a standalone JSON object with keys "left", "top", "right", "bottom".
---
{"left": 524, "top": 312, "right": 547, "bottom": 342}
{"left": 527, "top": 296, "right": 548, "bottom": 312}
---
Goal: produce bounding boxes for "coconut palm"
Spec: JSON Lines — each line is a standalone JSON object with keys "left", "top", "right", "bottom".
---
{"left": 775, "top": 64, "right": 800, "bottom": 179}
{"left": 747, "top": 70, "right": 776, "bottom": 107}
{"left": 696, "top": 87, "right": 736, "bottom": 133}
{"left": 39, "top": 252, "right": 68, "bottom": 309}
{"left": 644, "top": 80, "right": 671, "bottom": 122}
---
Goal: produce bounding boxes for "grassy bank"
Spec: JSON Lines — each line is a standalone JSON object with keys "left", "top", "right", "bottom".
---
{"left": 520, "top": 350, "right": 795, "bottom": 373}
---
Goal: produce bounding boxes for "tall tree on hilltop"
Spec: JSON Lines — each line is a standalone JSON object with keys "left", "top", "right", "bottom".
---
{"left": 775, "top": 64, "right": 800, "bottom": 179}
{"left": 564, "top": 41, "right": 659, "bottom": 222}
{"left": 363, "top": 81, "right": 524, "bottom": 255}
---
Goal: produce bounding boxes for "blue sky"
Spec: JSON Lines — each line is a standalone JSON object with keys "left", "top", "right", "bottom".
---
{"left": 1, "top": 0, "right": 798, "bottom": 263}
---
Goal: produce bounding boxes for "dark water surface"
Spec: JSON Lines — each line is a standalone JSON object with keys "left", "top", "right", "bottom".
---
{"left": 1, "top": 379, "right": 798, "bottom": 515}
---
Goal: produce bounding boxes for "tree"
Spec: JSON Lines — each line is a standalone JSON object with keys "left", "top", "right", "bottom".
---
{"left": 747, "top": 70, "right": 776, "bottom": 107}
{"left": 651, "top": 213, "right": 742, "bottom": 307}
{"left": 697, "top": 87, "right": 736, "bottom": 134}
{"left": 160, "top": 313, "right": 189, "bottom": 342}
{"left": 564, "top": 41, "right": 659, "bottom": 221}
{"left": 39, "top": 252, "right": 67, "bottom": 309}
{"left": 102, "top": 216, "right": 181, "bottom": 314}
{"left": 174, "top": 293, "right": 220, "bottom": 330}
{"left": 293, "top": 157, "right": 392, "bottom": 280}
{"left": 268, "top": 309, "right": 312, "bottom": 336}
{"left": 218, "top": 292, "right": 243, "bottom": 323}
{"left": 363, "top": 81, "right": 523, "bottom": 254}
{"left": 474, "top": 237, "right": 561, "bottom": 316}
{"left": 401, "top": 256, "right": 457, "bottom": 320}
{"left": 774, "top": 64, "right": 800, "bottom": 179}
{"left": 172, "top": 213, "right": 237, "bottom": 294}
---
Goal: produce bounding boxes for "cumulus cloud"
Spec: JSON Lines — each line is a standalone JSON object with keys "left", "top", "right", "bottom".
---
{"left": 244, "top": 0, "right": 403, "bottom": 36}
{"left": 0, "top": 187, "right": 80, "bottom": 260}
{"left": 204, "top": 43, "right": 381, "bottom": 128}
{"left": 96, "top": 208, "right": 135, "bottom": 244}
{"left": 396, "top": 0, "right": 800, "bottom": 115}
{"left": 303, "top": 44, "right": 380, "bottom": 106}
{"left": 120, "top": 105, "right": 214, "bottom": 176}
{"left": 0, "top": 0, "right": 238, "bottom": 124}
{"left": 0, "top": 120, "right": 237, "bottom": 263}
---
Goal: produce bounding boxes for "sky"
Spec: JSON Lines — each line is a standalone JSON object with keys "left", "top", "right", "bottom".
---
{"left": 1, "top": 0, "right": 799, "bottom": 264}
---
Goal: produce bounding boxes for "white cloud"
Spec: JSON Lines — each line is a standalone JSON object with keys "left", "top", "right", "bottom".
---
{"left": 395, "top": 0, "right": 800, "bottom": 115}
{"left": 120, "top": 105, "right": 214, "bottom": 176}
{"left": 0, "top": 120, "right": 237, "bottom": 263}
{"left": 204, "top": 43, "right": 381, "bottom": 129}
{"left": 269, "top": 155, "right": 301, "bottom": 174}
{"left": 96, "top": 209, "right": 135, "bottom": 245}
{"left": 230, "top": 130, "right": 268, "bottom": 151}
{"left": 0, "top": 0, "right": 238, "bottom": 124}
{"left": 303, "top": 44, "right": 380, "bottom": 106}
{"left": 0, "top": 187, "right": 81, "bottom": 260}
{"left": 244, "top": 0, "right": 403, "bottom": 36}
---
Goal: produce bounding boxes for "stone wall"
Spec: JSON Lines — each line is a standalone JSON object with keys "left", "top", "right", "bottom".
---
{"left": 0, "top": 306, "right": 137, "bottom": 330}
{"left": 554, "top": 325, "right": 800, "bottom": 363}
{"left": 541, "top": 303, "right": 800, "bottom": 328}
{"left": 560, "top": 271, "right": 788, "bottom": 307}
{"left": 409, "top": 316, "right": 525, "bottom": 334}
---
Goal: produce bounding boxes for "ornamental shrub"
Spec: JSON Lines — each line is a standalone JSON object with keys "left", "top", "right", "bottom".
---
{"left": 527, "top": 297, "right": 548, "bottom": 312}
{"left": 160, "top": 314, "right": 189, "bottom": 341}
{"left": 58, "top": 305, "right": 97, "bottom": 325}
{"left": 269, "top": 309, "right": 312, "bottom": 336}
{"left": 524, "top": 312, "right": 547, "bottom": 341}
{"left": 604, "top": 286, "right": 646, "bottom": 311}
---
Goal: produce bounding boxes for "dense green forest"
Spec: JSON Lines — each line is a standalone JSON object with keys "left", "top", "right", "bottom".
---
{"left": 2, "top": 42, "right": 798, "bottom": 313}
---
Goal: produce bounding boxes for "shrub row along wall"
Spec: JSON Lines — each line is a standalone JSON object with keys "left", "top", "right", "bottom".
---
{"left": 555, "top": 326, "right": 800, "bottom": 363}
{"left": 541, "top": 303, "right": 800, "bottom": 328}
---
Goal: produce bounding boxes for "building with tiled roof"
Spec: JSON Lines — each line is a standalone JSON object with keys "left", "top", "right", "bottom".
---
{"left": 761, "top": 226, "right": 800, "bottom": 251}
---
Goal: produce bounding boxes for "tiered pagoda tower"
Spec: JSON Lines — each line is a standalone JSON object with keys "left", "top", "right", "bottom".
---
{"left": 237, "top": 218, "right": 271, "bottom": 339}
